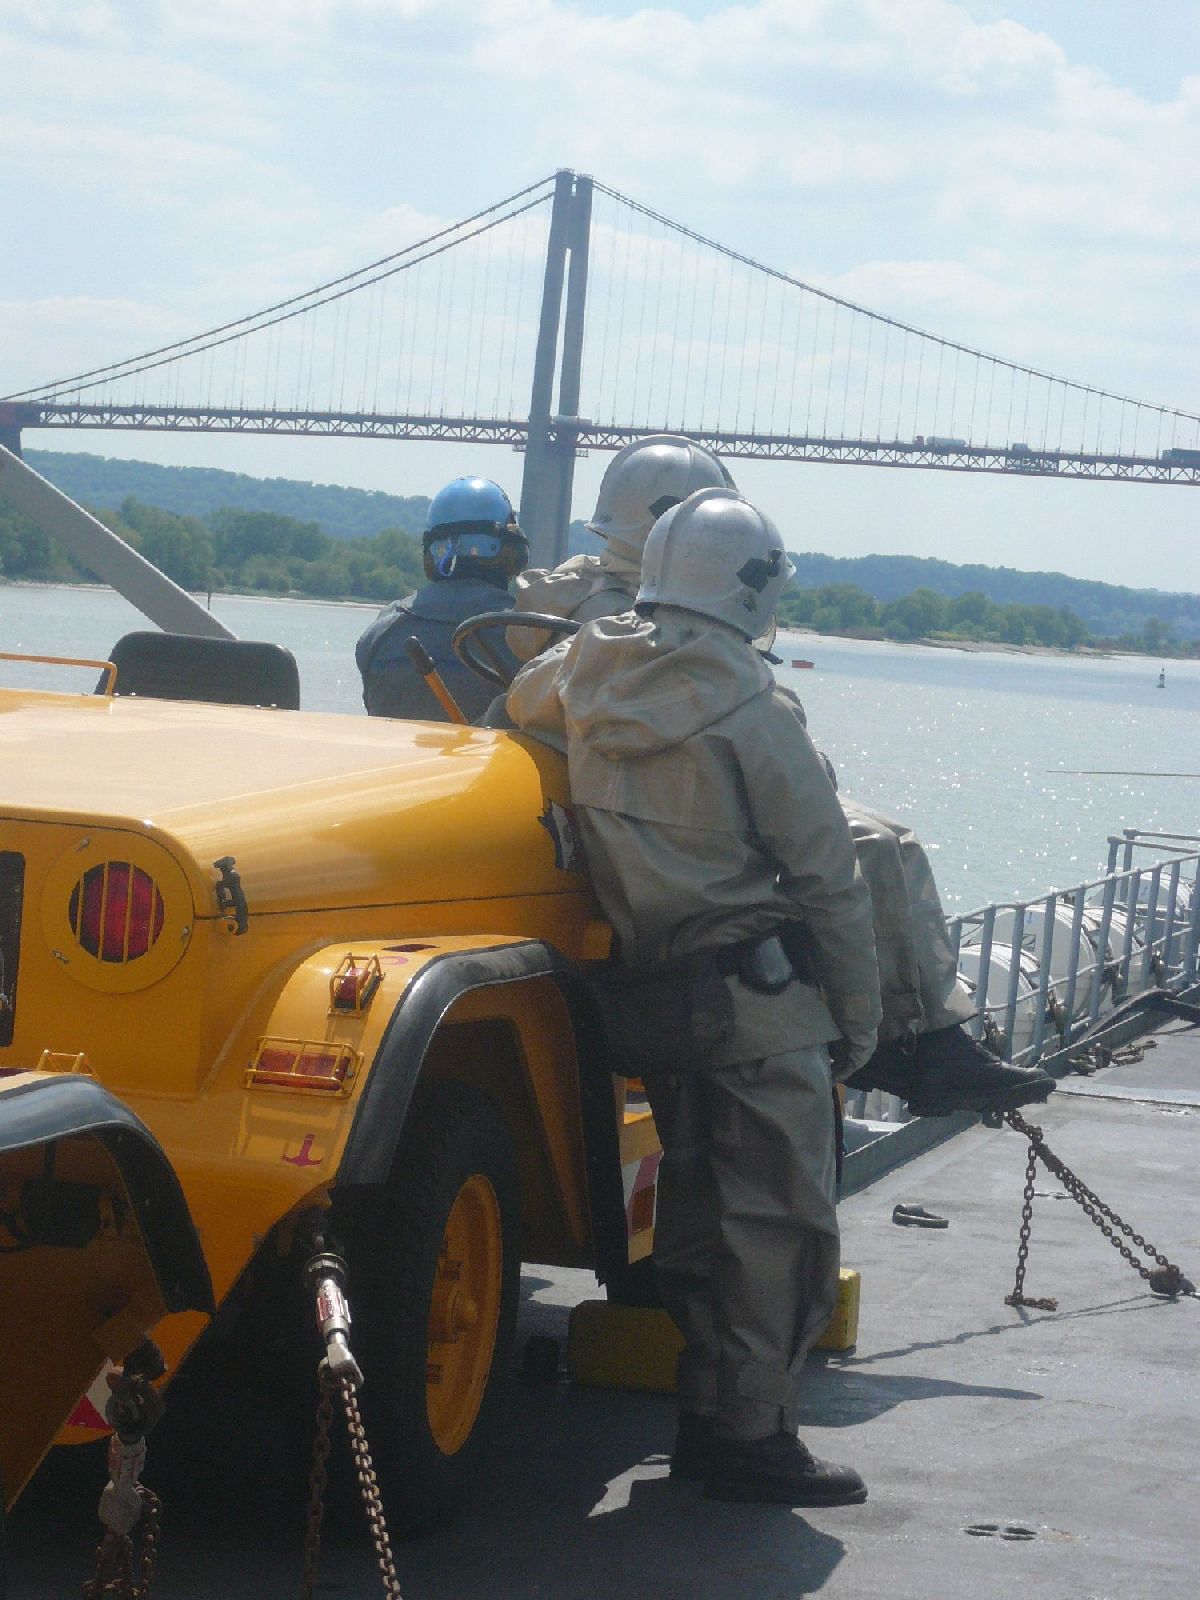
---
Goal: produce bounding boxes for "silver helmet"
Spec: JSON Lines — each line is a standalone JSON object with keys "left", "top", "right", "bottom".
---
{"left": 636, "top": 487, "right": 795, "bottom": 639}
{"left": 587, "top": 434, "right": 734, "bottom": 563}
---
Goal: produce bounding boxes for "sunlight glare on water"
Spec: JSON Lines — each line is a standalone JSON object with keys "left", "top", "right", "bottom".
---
{"left": 3, "top": 584, "right": 1197, "bottom": 912}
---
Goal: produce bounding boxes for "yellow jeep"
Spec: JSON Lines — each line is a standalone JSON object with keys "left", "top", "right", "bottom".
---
{"left": 0, "top": 631, "right": 661, "bottom": 1532}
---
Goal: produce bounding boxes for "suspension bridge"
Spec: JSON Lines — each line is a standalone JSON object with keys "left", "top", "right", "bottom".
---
{"left": 3, "top": 169, "right": 1198, "bottom": 567}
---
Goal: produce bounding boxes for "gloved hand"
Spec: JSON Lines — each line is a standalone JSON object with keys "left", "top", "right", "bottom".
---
{"left": 830, "top": 1030, "right": 877, "bottom": 1082}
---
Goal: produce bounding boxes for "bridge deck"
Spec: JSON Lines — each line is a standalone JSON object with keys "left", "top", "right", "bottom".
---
{"left": 8, "top": 1024, "right": 1198, "bottom": 1597}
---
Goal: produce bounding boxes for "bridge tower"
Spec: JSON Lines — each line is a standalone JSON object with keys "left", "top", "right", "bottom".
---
{"left": 520, "top": 169, "right": 592, "bottom": 570}
{"left": 0, "top": 405, "right": 23, "bottom": 458}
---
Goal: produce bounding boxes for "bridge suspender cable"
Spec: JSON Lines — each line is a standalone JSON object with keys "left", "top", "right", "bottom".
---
{"left": 1, "top": 178, "right": 558, "bottom": 403}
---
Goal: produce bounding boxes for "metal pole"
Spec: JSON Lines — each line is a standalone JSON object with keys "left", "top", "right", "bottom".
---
{"left": 1088, "top": 870, "right": 1118, "bottom": 1024}
{"left": 1183, "top": 856, "right": 1200, "bottom": 984}
{"left": 0, "top": 403, "right": 21, "bottom": 458}
{"left": 520, "top": 170, "right": 575, "bottom": 569}
{"left": 0, "top": 445, "right": 235, "bottom": 640}
{"left": 1061, "top": 886, "right": 1086, "bottom": 1038}
{"left": 970, "top": 906, "right": 996, "bottom": 1041}
{"left": 1003, "top": 906, "right": 1026, "bottom": 1060}
{"left": 547, "top": 175, "right": 593, "bottom": 565}
{"left": 1030, "top": 894, "right": 1056, "bottom": 1062}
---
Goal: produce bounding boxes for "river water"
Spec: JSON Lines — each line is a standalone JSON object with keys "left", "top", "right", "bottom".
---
{"left": 2, "top": 581, "right": 1197, "bottom": 912}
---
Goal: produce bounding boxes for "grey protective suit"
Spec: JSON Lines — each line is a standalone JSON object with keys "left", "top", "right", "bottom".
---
{"left": 511, "top": 559, "right": 971, "bottom": 1040}
{"left": 508, "top": 549, "right": 641, "bottom": 662}
{"left": 355, "top": 576, "right": 517, "bottom": 723}
{"left": 508, "top": 609, "right": 881, "bottom": 1439}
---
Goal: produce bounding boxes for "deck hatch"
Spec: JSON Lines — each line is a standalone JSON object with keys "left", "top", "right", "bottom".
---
{"left": 0, "top": 852, "right": 23, "bottom": 1047}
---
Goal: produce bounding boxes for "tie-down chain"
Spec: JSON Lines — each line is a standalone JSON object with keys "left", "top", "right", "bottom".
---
{"left": 81, "top": 1236, "right": 404, "bottom": 1600}
{"left": 1002, "top": 1105, "right": 1196, "bottom": 1311}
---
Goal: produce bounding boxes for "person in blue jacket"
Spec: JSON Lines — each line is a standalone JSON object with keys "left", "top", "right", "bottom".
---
{"left": 356, "top": 477, "right": 528, "bottom": 722}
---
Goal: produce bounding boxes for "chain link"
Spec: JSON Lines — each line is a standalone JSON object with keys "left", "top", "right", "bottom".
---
{"left": 1068, "top": 1035, "right": 1153, "bottom": 1077}
{"left": 300, "top": 1373, "right": 335, "bottom": 1600}
{"left": 1005, "top": 1136, "right": 1057, "bottom": 1311}
{"left": 300, "top": 1362, "right": 405, "bottom": 1600}
{"left": 337, "top": 1375, "right": 404, "bottom": 1599}
{"left": 1003, "top": 1107, "right": 1195, "bottom": 1307}
{"left": 82, "top": 1487, "right": 161, "bottom": 1600}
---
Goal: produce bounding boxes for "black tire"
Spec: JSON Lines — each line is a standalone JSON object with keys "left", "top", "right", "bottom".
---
{"left": 351, "top": 1080, "right": 520, "bottom": 1534}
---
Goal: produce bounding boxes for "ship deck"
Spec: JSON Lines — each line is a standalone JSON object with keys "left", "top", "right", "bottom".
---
{"left": 8, "top": 1022, "right": 1198, "bottom": 1598}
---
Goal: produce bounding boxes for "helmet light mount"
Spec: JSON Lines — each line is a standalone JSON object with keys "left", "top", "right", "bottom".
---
{"left": 636, "top": 487, "right": 795, "bottom": 641}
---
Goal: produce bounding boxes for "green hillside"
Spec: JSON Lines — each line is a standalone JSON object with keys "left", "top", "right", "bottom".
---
{"left": 8, "top": 449, "right": 1195, "bottom": 646}
{"left": 26, "top": 449, "right": 430, "bottom": 539}
{"left": 788, "top": 551, "right": 1200, "bottom": 641}
{"left": 24, "top": 449, "right": 602, "bottom": 558}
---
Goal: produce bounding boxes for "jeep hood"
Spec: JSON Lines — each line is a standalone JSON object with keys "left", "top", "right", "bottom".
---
{"left": 0, "top": 691, "right": 572, "bottom": 915}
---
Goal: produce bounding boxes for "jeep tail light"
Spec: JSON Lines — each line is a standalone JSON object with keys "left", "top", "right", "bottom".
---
{"left": 69, "top": 863, "right": 165, "bottom": 963}
{"left": 328, "top": 952, "right": 383, "bottom": 1016}
{"left": 247, "top": 1038, "right": 361, "bottom": 1094}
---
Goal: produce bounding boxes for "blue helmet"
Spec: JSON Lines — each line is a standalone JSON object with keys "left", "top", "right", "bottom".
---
{"left": 423, "top": 477, "right": 528, "bottom": 583}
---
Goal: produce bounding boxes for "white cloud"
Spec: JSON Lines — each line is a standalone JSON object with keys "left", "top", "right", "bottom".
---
{"left": 2, "top": 0, "right": 1197, "bottom": 501}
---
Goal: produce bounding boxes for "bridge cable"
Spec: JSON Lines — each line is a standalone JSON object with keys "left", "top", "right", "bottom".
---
{"left": 4, "top": 179, "right": 557, "bottom": 403}
{"left": 593, "top": 180, "right": 1200, "bottom": 427}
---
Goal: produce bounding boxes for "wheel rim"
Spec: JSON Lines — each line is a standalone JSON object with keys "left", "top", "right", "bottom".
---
{"left": 425, "top": 1173, "right": 503, "bottom": 1456}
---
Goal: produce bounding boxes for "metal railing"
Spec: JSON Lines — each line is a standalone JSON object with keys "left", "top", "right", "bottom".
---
{"left": 842, "top": 833, "right": 1200, "bottom": 1147}
{"left": 949, "top": 832, "right": 1200, "bottom": 1069}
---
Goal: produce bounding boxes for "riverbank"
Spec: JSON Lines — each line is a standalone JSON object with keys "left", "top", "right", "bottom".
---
{"left": 3, "top": 577, "right": 1186, "bottom": 663}
{"left": 781, "top": 622, "right": 1125, "bottom": 661}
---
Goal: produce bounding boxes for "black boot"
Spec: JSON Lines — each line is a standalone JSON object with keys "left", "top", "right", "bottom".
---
{"left": 670, "top": 1413, "right": 715, "bottom": 1481}
{"left": 704, "top": 1432, "right": 867, "bottom": 1506}
{"left": 848, "top": 1027, "right": 1054, "bottom": 1117}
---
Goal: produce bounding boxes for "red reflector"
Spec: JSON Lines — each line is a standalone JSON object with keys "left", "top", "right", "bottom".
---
{"left": 69, "top": 863, "right": 164, "bottom": 963}
{"left": 247, "top": 1038, "right": 360, "bottom": 1093}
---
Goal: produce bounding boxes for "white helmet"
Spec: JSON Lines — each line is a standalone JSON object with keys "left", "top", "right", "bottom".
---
{"left": 587, "top": 434, "right": 734, "bottom": 563}
{"left": 636, "top": 487, "right": 795, "bottom": 639}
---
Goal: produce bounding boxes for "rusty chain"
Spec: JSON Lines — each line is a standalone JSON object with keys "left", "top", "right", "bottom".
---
{"left": 337, "top": 1374, "right": 404, "bottom": 1599}
{"left": 1067, "top": 1035, "right": 1153, "bottom": 1077}
{"left": 300, "top": 1362, "right": 404, "bottom": 1600}
{"left": 82, "top": 1487, "right": 161, "bottom": 1600}
{"left": 82, "top": 1343, "right": 166, "bottom": 1600}
{"left": 300, "top": 1370, "right": 336, "bottom": 1600}
{"left": 1004, "top": 1133, "right": 1058, "bottom": 1311}
{"left": 1003, "top": 1106, "right": 1195, "bottom": 1309}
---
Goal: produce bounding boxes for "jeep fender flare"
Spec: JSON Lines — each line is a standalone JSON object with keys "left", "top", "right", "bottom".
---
{"left": 0, "top": 1072, "right": 213, "bottom": 1316}
{"left": 335, "top": 941, "right": 627, "bottom": 1284}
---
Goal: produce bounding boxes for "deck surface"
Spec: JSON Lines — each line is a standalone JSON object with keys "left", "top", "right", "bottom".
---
{"left": 8, "top": 1024, "right": 1198, "bottom": 1598}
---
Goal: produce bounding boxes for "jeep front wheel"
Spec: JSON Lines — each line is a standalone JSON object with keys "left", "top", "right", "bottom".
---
{"left": 354, "top": 1080, "right": 519, "bottom": 1534}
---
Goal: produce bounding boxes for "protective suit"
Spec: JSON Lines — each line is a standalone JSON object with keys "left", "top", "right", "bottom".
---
{"left": 507, "top": 547, "right": 640, "bottom": 662}
{"left": 508, "top": 607, "right": 881, "bottom": 1440}
{"left": 355, "top": 576, "right": 517, "bottom": 723}
{"left": 844, "top": 800, "right": 973, "bottom": 1037}
{"left": 512, "top": 562, "right": 968, "bottom": 1042}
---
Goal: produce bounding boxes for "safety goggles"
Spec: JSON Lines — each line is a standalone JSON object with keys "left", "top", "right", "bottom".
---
{"left": 428, "top": 532, "right": 509, "bottom": 578}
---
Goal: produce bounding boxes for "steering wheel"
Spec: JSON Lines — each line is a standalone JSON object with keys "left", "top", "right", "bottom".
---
{"left": 452, "top": 610, "right": 581, "bottom": 688}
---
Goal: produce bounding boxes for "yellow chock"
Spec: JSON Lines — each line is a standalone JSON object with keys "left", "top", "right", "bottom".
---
{"left": 814, "top": 1268, "right": 860, "bottom": 1352}
{"left": 568, "top": 1301, "right": 684, "bottom": 1393}
{"left": 567, "top": 1269, "right": 860, "bottom": 1392}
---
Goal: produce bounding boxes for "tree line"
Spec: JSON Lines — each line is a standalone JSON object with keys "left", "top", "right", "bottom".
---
{"left": 775, "top": 580, "right": 1195, "bottom": 655}
{"left": 2, "top": 494, "right": 1193, "bottom": 656}
{"left": 1, "top": 496, "right": 425, "bottom": 602}
{"left": 789, "top": 549, "right": 1200, "bottom": 642}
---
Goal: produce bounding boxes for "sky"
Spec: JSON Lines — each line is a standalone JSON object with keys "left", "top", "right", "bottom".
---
{"left": 2, "top": 0, "right": 1199, "bottom": 591}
